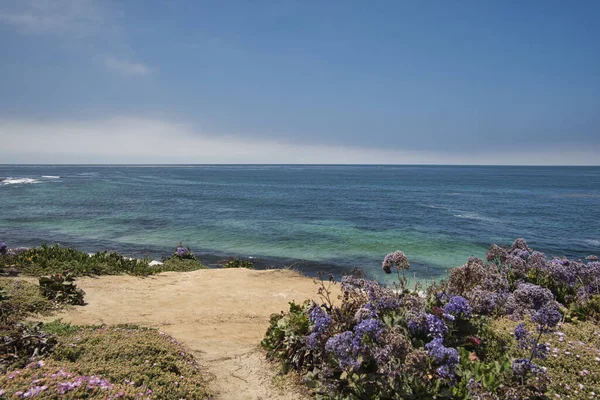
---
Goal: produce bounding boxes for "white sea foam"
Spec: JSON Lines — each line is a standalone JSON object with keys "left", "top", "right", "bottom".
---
{"left": 1, "top": 177, "right": 40, "bottom": 185}
{"left": 42, "top": 175, "right": 60, "bottom": 179}
{"left": 454, "top": 212, "right": 499, "bottom": 223}
{"left": 585, "top": 239, "right": 600, "bottom": 247}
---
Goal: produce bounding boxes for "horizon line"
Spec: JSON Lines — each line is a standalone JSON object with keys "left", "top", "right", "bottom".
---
{"left": 1, "top": 163, "right": 599, "bottom": 168}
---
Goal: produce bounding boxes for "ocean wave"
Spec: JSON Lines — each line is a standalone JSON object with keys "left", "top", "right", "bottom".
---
{"left": 42, "top": 175, "right": 60, "bottom": 179}
{"left": 453, "top": 212, "right": 499, "bottom": 223}
{"left": 1, "top": 177, "right": 41, "bottom": 185}
{"left": 585, "top": 239, "right": 600, "bottom": 247}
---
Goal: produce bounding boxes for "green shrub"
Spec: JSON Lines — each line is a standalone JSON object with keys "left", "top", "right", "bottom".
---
{"left": 220, "top": 257, "right": 255, "bottom": 269}
{"left": 159, "top": 257, "right": 207, "bottom": 272}
{"left": 2, "top": 244, "right": 156, "bottom": 277}
{"left": 39, "top": 272, "right": 86, "bottom": 305}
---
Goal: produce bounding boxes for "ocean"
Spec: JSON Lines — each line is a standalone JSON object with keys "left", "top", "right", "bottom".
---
{"left": 1, "top": 165, "right": 599, "bottom": 283}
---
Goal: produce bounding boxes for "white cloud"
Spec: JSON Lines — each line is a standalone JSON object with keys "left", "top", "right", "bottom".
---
{"left": 0, "top": 117, "right": 597, "bottom": 165}
{"left": 104, "top": 56, "right": 153, "bottom": 76}
{"left": 0, "top": 0, "right": 110, "bottom": 37}
{"left": 0, "top": 0, "right": 152, "bottom": 76}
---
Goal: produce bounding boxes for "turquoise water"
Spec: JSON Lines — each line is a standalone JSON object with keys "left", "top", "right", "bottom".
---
{"left": 1, "top": 165, "right": 599, "bottom": 282}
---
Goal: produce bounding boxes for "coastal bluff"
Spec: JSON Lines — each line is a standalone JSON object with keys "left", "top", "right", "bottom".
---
{"left": 37, "top": 268, "right": 338, "bottom": 400}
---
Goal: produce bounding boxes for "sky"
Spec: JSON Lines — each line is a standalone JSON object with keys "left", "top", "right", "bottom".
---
{"left": 0, "top": 0, "right": 599, "bottom": 165}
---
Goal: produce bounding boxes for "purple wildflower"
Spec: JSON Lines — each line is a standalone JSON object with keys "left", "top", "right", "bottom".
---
{"left": 512, "top": 358, "right": 543, "bottom": 376}
{"left": 514, "top": 323, "right": 528, "bottom": 341}
{"left": 0, "top": 241, "right": 7, "bottom": 255}
{"left": 425, "top": 338, "right": 459, "bottom": 379}
{"left": 443, "top": 296, "right": 473, "bottom": 319}
{"left": 382, "top": 250, "right": 410, "bottom": 274}
{"left": 510, "top": 238, "right": 531, "bottom": 253}
{"left": 309, "top": 305, "right": 332, "bottom": 334}
{"left": 22, "top": 385, "right": 48, "bottom": 398}
{"left": 354, "top": 318, "right": 384, "bottom": 341}
{"left": 306, "top": 305, "right": 332, "bottom": 350}
{"left": 325, "top": 331, "right": 360, "bottom": 370}
{"left": 531, "top": 304, "right": 562, "bottom": 332}
{"left": 426, "top": 313, "right": 448, "bottom": 338}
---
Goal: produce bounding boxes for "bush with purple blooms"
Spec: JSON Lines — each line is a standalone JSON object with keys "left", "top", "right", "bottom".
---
{"left": 263, "top": 239, "right": 600, "bottom": 399}
{"left": 172, "top": 242, "right": 197, "bottom": 261}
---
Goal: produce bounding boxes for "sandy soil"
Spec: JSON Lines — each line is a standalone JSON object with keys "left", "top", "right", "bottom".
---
{"left": 37, "top": 269, "right": 339, "bottom": 400}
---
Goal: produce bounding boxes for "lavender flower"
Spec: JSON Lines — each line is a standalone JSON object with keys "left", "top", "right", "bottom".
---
{"left": 175, "top": 246, "right": 189, "bottom": 257}
{"left": 382, "top": 250, "right": 410, "bottom": 274}
{"left": 505, "top": 283, "right": 555, "bottom": 318}
{"left": 325, "top": 331, "right": 360, "bottom": 370}
{"left": 510, "top": 238, "right": 531, "bottom": 253}
{"left": 512, "top": 358, "right": 543, "bottom": 376}
{"left": 309, "top": 305, "right": 332, "bottom": 334}
{"left": 407, "top": 313, "right": 448, "bottom": 339}
{"left": 426, "top": 313, "right": 448, "bottom": 338}
{"left": 22, "top": 385, "right": 48, "bottom": 397}
{"left": 486, "top": 244, "right": 508, "bottom": 263}
{"left": 514, "top": 323, "right": 528, "bottom": 341}
{"left": 354, "top": 318, "right": 384, "bottom": 341}
{"left": 425, "top": 338, "right": 459, "bottom": 379}
{"left": 531, "top": 304, "right": 561, "bottom": 332}
{"left": 306, "top": 304, "right": 332, "bottom": 350}
{"left": 443, "top": 295, "right": 473, "bottom": 319}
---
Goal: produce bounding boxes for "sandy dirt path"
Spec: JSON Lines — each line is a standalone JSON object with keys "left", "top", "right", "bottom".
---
{"left": 37, "top": 269, "right": 338, "bottom": 400}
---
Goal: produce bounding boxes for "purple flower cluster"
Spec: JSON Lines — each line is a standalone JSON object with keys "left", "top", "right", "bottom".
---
{"left": 0, "top": 241, "right": 7, "bottom": 255}
{"left": 325, "top": 331, "right": 360, "bottom": 370}
{"left": 512, "top": 358, "right": 543, "bottom": 377}
{"left": 531, "top": 304, "right": 561, "bottom": 332}
{"left": 175, "top": 246, "right": 189, "bottom": 257}
{"left": 57, "top": 375, "right": 113, "bottom": 395}
{"left": 513, "top": 324, "right": 549, "bottom": 359}
{"left": 306, "top": 305, "right": 332, "bottom": 350}
{"left": 340, "top": 276, "right": 402, "bottom": 311}
{"left": 408, "top": 313, "right": 448, "bottom": 339}
{"left": 442, "top": 295, "right": 473, "bottom": 319}
{"left": 505, "top": 283, "right": 556, "bottom": 318}
{"left": 354, "top": 318, "right": 384, "bottom": 341}
{"left": 425, "top": 338, "right": 459, "bottom": 379}
{"left": 381, "top": 250, "right": 410, "bottom": 274}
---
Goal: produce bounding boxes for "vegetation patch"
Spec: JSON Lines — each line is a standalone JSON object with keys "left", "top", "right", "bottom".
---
{"left": 0, "top": 322, "right": 210, "bottom": 399}
{"left": 39, "top": 272, "right": 86, "bottom": 306}
{"left": 0, "top": 243, "right": 208, "bottom": 277}
{"left": 262, "top": 239, "right": 600, "bottom": 399}
{"left": 218, "top": 257, "right": 255, "bottom": 269}
{"left": 0, "top": 278, "right": 56, "bottom": 324}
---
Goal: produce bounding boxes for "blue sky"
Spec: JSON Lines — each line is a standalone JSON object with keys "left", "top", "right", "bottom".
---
{"left": 0, "top": 0, "right": 599, "bottom": 164}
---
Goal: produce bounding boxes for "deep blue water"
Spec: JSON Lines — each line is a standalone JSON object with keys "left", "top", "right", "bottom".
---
{"left": 1, "top": 165, "right": 599, "bottom": 282}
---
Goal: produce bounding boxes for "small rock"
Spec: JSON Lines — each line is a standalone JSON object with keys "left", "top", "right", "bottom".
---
{"left": 585, "top": 255, "right": 598, "bottom": 261}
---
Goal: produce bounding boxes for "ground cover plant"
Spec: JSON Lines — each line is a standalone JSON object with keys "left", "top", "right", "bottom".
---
{"left": 0, "top": 242, "right": 207, "bottom": 277}
{"left": 262, "top": 239, "right": 600, "bottom": 399}
{"left": 0, "top": 242, "right": 211, "bottom": 399}
{"left": 0, "top": 322, "right": 210, "bottom": 399}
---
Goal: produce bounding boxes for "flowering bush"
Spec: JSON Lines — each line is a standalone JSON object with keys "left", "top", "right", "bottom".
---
{"left": 173, "top": 242, "right": 197, "bottom": 261}
{"left": 263, "top": 239, "right": 600, "bottom": 399}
